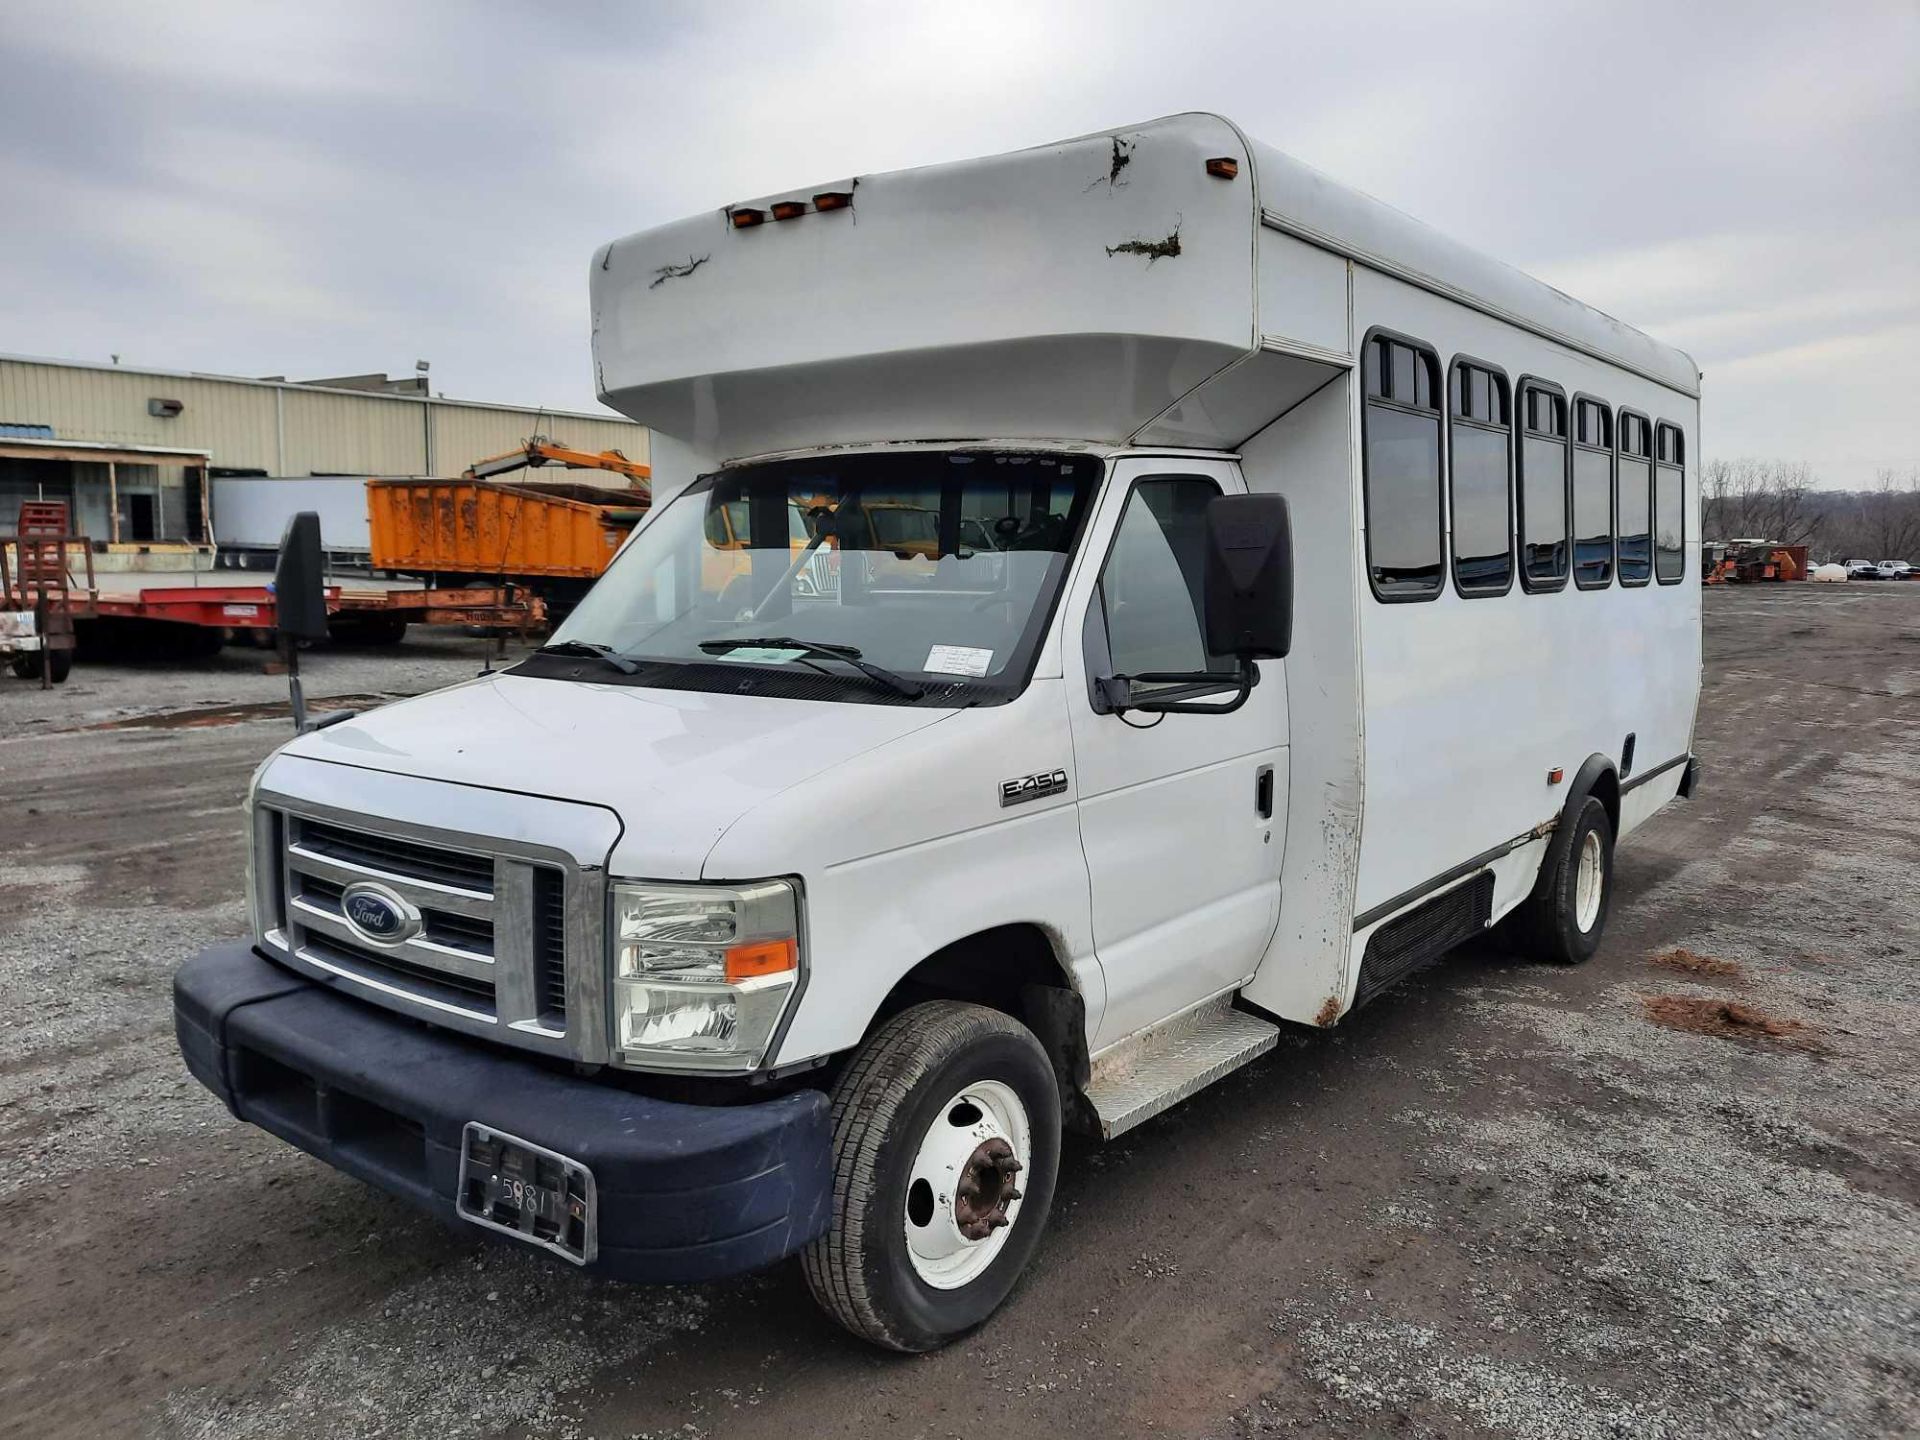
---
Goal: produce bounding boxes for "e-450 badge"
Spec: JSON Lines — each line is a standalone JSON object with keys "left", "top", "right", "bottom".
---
{"left": 1000, "top": 768, "right": 1069, "bottom": 807}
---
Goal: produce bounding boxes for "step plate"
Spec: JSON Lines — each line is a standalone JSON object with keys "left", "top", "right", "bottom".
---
{"left": 1085, "top": 1004, "right": 1280, "bottom": 1139}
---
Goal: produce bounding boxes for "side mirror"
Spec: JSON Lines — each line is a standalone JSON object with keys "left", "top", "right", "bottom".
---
{"left": 1092, "top": 492, "right": 1292, "bottom": 718}
{"left": 1203, "top": 493, "right": 1291, "bottom": 661}
{"left": 273, "top": 511, "right": 330, "bottom": 733}
{"left": 273, "top": 512, "right": 330, "bottom": 642}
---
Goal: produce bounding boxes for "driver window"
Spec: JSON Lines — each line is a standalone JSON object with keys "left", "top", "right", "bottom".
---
{"left": 1097, "top": 477, "right": 1233, "bottom": 680}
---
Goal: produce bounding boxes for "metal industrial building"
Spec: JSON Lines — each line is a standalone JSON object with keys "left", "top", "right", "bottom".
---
{"left": 0, "top": 353, "right": 648, "bottom": 560}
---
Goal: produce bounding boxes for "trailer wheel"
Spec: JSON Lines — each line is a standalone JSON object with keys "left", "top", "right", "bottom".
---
{"left": 9, "top": 650, "right": 72, "bottom": 683}
{"left": 327, "top": 614, "right": 408, "bottom": 647}
{"left": 1510, "top": 795, "right": 1613, "bottom": 964}
{"left": 802, "top": 1001, "right": 1060, "bottom": 1352}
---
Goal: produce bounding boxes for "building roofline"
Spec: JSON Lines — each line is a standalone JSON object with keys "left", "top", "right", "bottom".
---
{"left": 0, "top": 351, "right": 642, "bottom": 427}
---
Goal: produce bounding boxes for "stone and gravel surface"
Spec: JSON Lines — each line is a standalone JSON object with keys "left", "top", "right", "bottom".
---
{"left": 0, "top": 591, "right": 1914, "bottom": 1439}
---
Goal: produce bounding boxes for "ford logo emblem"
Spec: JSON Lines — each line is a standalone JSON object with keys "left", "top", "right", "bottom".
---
{"left": 340, "top": 881, "right": 422, "bottom": 946}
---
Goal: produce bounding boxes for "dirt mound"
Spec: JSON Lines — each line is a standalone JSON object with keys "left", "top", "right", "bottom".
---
{"left": 1642, "top": 994, "right": 1819, "bottom": 1050}
{"left": 1650, "top": 947, "right": 1744, "bottom": 980}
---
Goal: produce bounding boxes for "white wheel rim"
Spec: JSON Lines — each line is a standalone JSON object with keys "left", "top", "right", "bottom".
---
{"left": 1574, "top": 829, "right": 1605, "bottom": 932}
{"left": 903, "top": 1079, "right": 1030, "bottom": 1290}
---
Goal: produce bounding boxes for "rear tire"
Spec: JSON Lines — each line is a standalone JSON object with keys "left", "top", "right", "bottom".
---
{"left": 1509, "top": 795, "right": 1613, "bottom": 964}
{"left": 802, "top": 1001, "right": 1060, "bottom": 1352}
{"left": 8, "top": 649, "right": 72, "bottom": 683}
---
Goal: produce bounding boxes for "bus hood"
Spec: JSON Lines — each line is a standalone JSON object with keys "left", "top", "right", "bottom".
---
{"left": 280, "top": 673, "right": 957, "bottom": 880}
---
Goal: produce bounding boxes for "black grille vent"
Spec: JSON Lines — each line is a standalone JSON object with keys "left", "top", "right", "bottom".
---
{"left": 1355, "top": 871, "right": 1495, "bottom": 1009}
{"left": 297, "top": 820, "right": 495, "bottom": 893}
{"left": 532, "top": 867, "right": 568, "bottom": 1023}
{"left": 298, "top": 874, "right": 493, "bottom": 957}
{"left": 304, "top": 934, "right": 497, "bottom": 1016}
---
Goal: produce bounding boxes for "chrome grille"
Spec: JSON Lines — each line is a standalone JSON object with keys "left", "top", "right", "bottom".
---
{"left": 263, "top": 807, "right": 576, "bottom": 1043}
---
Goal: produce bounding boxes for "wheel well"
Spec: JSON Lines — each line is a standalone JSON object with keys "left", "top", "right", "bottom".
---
{"left": 1587, "top": 764, "right": 1620, "bottom": 835}
{"left": 1564, "top": 753, "right": 1620, "bottom": 838}
{"left": 873, "top": 924, "right": 1091, "bottom": 1099}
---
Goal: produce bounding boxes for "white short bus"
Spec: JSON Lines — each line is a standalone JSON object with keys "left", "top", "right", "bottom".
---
{"left": 176, "top": 113, "right": 1701, "bottom": 1350}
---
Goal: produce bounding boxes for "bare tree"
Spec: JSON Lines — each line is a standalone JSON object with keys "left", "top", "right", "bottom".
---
{"left": 1700, "top": 458, "right": 1819, "bottom": 547}
{"left": 1860, "top": 468, "right": 1920, "bottom": 562}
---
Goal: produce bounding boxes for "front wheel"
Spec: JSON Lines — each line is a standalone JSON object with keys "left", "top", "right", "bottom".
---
{"left": 802, "top": 1001, "right": 1060, "bottom": 1351}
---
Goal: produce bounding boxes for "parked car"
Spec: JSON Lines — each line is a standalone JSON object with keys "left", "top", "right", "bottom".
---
{"left": 1846, "top": 559, "right": 1880, "bottom": 579}
{"left": 1878, "top": 561, "right": 1914, "bottom": 580}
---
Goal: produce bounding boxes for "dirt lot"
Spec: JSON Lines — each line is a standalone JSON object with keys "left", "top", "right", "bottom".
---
{"left": 2, "top": 589, "right": 1915, "bottom": 1440}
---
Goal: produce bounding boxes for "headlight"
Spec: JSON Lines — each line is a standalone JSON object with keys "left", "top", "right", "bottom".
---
{"left": 609, "top": 879, "right": 802, "bottom": 1072}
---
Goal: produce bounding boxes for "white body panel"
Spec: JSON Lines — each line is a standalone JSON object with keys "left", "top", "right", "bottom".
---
{"left": 251, "top": 113, "right": 1702, "bottom": 1088}
{"left": 211, "top": 475, "right": 372, "bottom": 553}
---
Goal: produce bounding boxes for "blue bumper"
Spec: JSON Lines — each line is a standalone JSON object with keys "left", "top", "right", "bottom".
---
{"left": 173, "top": 943, "right": 833, "bottom": 1283}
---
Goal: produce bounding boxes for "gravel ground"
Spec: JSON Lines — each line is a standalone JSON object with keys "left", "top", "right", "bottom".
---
{"left": 0, "top": 591, "right": 1914, "bottom": 1440}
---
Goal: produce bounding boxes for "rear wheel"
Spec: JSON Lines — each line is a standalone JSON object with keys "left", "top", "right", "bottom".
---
{"left": 1509, "top": 794, "right": 1614, "bottom": 964}
{"left": 8, "top": 649, "right": 72, "bottom": 683}
{"left": 802, "top": 1001, "right": 1060, "bottom": 1351}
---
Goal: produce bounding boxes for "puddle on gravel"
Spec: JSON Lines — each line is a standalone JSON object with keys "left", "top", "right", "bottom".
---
{"left": 80, "top": 694, "right": 392, "bottom": 731}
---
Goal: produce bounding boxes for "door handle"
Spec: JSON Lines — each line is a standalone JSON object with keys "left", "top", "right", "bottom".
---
{"left": 1255, "top": 764, "right": 1274, "bottom": 819}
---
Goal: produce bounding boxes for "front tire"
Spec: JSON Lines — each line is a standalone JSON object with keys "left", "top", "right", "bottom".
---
{"left": 1510, "top": 794, "right": 1614, "bottom": 964}
{"left": 802, "top": 1001, "right": 1061, "bottom": 1352}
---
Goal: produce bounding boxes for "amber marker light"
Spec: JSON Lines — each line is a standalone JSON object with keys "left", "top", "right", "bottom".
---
{"left": 1205, "top": 157, "right": 1240, "bottom": 180}
{"left": 770, "top": 200, "right": 807, "bottom": 221}
{"left": 725, "top": 937, "right": 798, "bottom": 982}
{"left": 730, "top": 208, "right": 767, "bottom": 229}
{"left": 811, "top": 191, "right": 853, "bottom": 211}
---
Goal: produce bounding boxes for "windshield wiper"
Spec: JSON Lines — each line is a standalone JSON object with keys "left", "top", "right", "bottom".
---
{"left": 699, "top": 636, "right": 925, "bottom": 698}
{"left": 532, "top": 639, "right": 639, "bottom": 674}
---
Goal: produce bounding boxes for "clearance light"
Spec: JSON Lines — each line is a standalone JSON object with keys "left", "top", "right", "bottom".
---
{"left": 770, "top": 200, "right": 808, "bottom": 222}
{"left": 1547, "top": 767, "right": 1565, "bottom": 785}
{"left": 811, "top": 191, "right": 853, "bottom": 212}
{"left": 730, "top": 208, "right": 766, "bottom": 229}
{"left": 1205, "top": 157, "right": 1240, "bottom": 180}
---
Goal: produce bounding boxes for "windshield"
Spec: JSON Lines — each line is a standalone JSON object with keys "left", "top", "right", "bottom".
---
{"left": 539, "top": 450, "right": 1100, "bottom": 704}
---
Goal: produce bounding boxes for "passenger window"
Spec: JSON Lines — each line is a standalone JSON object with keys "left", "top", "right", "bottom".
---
{"left": 1572, "top": 397, "right": 1614, "bottom": 589}
{"left": 1655, "top": 422, "right": 1686, "bottom": 583}
{"left": 1447, "top": 359, "right": 1512, "bottom": 595}
{"left": 1617, "top": 412, "right": 1652, "bottom": 585}
{"left": 1096, "top": 477, "right": 1235, "bottom": 685}
{"left": 1363, "top": 333, "right": 1444, "bottom": 600}
{"left": 1517, "top": 381, "right": 1569, "bottom": 591}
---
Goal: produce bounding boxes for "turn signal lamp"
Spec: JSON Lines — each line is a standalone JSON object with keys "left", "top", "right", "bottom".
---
{"left": 730, "top": 208, "right": 767, "bottom": 229}
{"left": 770, "top": 200, "right": 807, "bottom": 222}
{"left": 811, "top": 191, "right": 853, "bottom": 211}
{"left": 1205, "top": 157, "right": 1240, "bottom": 180}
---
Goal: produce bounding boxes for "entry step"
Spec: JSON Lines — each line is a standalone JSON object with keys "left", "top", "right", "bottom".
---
{"left": 1084, "top": 993, "right": 1279, "bottom": 1139}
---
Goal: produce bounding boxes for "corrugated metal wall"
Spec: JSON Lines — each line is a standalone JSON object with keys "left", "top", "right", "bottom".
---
{"left": 0, "top": 358, "right": 647, "bottom": 481}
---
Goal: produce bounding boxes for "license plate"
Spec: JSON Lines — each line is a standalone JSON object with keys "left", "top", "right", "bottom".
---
{"left": 456, "top": 1123, "right": 597, "bottom": 1265}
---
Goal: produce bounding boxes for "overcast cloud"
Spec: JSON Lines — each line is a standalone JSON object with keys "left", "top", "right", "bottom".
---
{"left": 2, "top": 0, "right": 1913, "bottom": 485}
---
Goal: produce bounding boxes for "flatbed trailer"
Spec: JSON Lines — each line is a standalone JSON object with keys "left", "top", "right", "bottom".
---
{"left": 80, "top": 580, "right": 544, "bottom": 635}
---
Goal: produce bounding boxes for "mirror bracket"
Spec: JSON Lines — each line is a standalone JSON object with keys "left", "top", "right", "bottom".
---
{"left": 1094, "top": 660, "right": 1258, "bottom": 717}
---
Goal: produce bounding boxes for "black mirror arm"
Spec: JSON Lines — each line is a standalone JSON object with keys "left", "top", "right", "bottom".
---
{"left": 1096, "top": 659, "right": 1258, "bottom": 716}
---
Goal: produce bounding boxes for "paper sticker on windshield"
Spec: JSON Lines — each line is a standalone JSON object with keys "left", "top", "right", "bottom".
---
{"left": 713, "top": 646, "right": 808, "bottom": 664}
{"left": 925, "top": 645, "right": 993, "bottom": 678}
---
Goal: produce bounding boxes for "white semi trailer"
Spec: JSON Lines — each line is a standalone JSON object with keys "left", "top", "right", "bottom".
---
{"left": 175, "top": 114, "right": 1701, "bottom": 1350}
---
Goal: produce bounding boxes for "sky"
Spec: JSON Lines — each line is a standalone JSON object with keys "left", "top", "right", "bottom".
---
{"left": 1, "top": 0, "right": 1914, "bottom": 487}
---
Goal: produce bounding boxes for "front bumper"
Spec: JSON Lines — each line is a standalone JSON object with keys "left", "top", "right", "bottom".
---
{"left": 174, "top": 943, "right": 833, "bottom": 1283}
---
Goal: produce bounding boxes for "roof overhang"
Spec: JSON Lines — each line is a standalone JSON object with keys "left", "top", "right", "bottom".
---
{"left": 0, "top": 436, "right": 214, "bottom": 467}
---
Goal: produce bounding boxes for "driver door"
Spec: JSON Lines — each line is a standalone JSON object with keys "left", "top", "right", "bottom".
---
{"left": 1063, "top": 458, "right": 1288, "bottom": 1051}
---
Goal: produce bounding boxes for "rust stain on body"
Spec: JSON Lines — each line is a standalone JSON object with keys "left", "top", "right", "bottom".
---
{"left": 1106, "top": 224, "right": 1182, "bottom": 263}
{"left": 1313, "top": 996, "right": 1341, "bottom": 1028}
